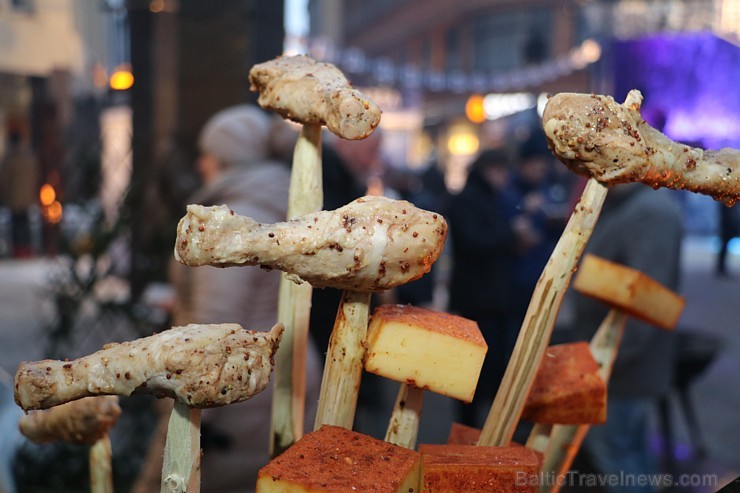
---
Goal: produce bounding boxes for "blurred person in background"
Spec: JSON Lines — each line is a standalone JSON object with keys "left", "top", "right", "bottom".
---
{"left": 447, "top": 148, "right": 536, "bottom": 428}
{"left": 132, "top": 105, "right": 322, "bottom": 493}
{"left": 569, "top": 182, "right": 683, "bottom": 492}
{"left": 509, "top": 134, "right": 569, "bottom": 326}
{"left": 0, "top": 119, "right": 39, "bottom": 259}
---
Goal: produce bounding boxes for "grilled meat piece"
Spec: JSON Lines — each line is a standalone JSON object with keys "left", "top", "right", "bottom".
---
{"left": 175, "top": 195, "right": 447, "bottom": 292}
{"left": 15, "top": 323, "right": 283, "bottom": 411}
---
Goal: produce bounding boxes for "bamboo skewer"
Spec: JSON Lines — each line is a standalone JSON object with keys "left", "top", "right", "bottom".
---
{"left": 384, "top": 383, "right": 424, "bottom": 449}
{"left": 313, "top": 289, "right": 371, "bottom": 430}
{"left": 161, "top": 401, "right": 201, "bottom": 493}
{"left": 271, "top": 123, "right": 323, "bottom": 456}
{"left": 530, "top": 310, "right": 627, "bottom": 493}
{"left": 90, "top": 434, "right": 114, "bottom": 493}
{"left": 478, "top": 178, "right": 609, "bottom": 447}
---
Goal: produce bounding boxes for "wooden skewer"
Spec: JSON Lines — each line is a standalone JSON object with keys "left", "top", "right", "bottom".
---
{"left": 161, "top": 401, "right": 201, "bottom": 493}
{"left": 271, "top": 123, "right": 323, "bottom": 456}
{"left": 530, "top": 309, "right": 627, "bottom": 493}
{"left": 477, "top": 178, "right": 608, "bottom": 446}
{"left": 314, "top": 289, "right": 371, "bottom": 430}
{"left": 90, "top": 434, "right": 114, "bottom": 493}
{"left": 528, "top": 251, "right": 684, "bottom": 491}
{"left": 384, "top": 383, "right": 424, "bottom": 449}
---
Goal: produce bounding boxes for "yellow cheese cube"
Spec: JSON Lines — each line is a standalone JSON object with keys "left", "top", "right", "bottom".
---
{"left": 364, "top": 304, "right": 487, "bottom": 403}
{"left": 257, "top": 425, "right": 420, "bottom": 493}
{"left": 574, "top": 254, "right": 685, "bottom": 330}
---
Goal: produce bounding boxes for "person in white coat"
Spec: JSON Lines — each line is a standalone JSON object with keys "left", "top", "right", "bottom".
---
{"left": 133, "top": 105, "right": 322, "bottom": 493}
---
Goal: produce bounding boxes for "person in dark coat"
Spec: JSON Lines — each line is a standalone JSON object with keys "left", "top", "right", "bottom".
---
{"left": 569, "top": 182, "right": 683, "bottom": 492}
{"left": 447, "top": 148, "right": 535, "bottom": 428}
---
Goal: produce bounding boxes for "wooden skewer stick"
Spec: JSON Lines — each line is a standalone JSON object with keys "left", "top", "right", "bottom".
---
{"left": 90, "top": 434, "right": 114, "bottom": 493}
{"left": 271, "top": 123, "right": 323, "bottom": 456}
{"left": 528, "top": 310, "right": 626, "bottom": 493}
{"left": 525, "top": 309, "right": 626, "bottom": 453}
{"left": 161, "top": 401, "right": 201, "bottom": 493}
{"left": 534, "top": 253, "right": 684, "bottom": 493}
{"left": 314, "top": 289, "right": 371, "bottom": 429}
{"left": 478, "top": 178, "right": 608, "bottom": 447}
{"left": 385, "top": 383, "right": 424, "bottom": 449}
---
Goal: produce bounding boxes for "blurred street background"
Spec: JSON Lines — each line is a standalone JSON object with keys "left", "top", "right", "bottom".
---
{"left": 0, "top": 1, "right": 738, "bottom": 492}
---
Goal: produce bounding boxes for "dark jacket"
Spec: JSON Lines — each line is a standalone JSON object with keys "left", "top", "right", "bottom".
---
{"left": 447, "top": 168, "right": 519, "bottom": 317}
{"left": 570, "top": 184, "right": 683, "bottom": 398}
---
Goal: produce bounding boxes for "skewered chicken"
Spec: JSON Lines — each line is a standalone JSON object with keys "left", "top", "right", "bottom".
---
{"left": 174, "top": 195, "right": 447, "bottom": 292}
{"left": 15, "top": 323, "right": 283, "bottom": 411}
{"left": 249, "top": 54, "right": 381, "bottom": 140}
{"left": 543, "top": 90, "right": 740, "bottom": 205}
{"left": 19, "top": 396, "right": 121, "bottom": 445}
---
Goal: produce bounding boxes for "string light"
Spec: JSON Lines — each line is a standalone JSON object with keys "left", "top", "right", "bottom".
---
{"left": 306, "top": 38, "right": 602, "bottom": 94}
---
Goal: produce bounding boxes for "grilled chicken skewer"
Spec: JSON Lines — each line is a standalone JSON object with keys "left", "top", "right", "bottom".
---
{"left": 16, "top": 323, "right": 281, "bottom": 493}
{"left": 176, "top": 195, "right": 447, "bottom": 430}
{"left": 175, "top": 195, "right": 447, "bottom": 292}
{"left": 249, "top": 54, "right": 381, "bottom": 141}
{"left": 250, "top": 54, "right": 383, "bottom": 451}
{"left": 19, "top": 396, "right": 121, "bottom": 493}
{"left": 543, "top": 90, "right": 740, "bottom": 205}
{"left": 15, "top": 323, "right": 283, "bottom": 411}
{"left": 19, "top": 395, "right": 121, "bottom": 444}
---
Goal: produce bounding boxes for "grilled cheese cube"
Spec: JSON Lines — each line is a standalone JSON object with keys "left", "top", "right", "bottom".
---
{"left": 522, "top": 342, "right": 606, "bottom": 425}
{"left": 364, "top": 305, "right": 487, "bottom": 403}
{"left": 574, "top": 254, "right": 685, "bottom": 330}
{"left": 257, "top": 425, "right": 420, "bottom": 493}
{"left": 419, "top": 444, "right": 541, "bottom": 492}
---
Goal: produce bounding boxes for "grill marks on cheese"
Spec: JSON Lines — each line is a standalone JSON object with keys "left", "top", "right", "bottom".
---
{"left": 175, "top": 196, "right": 447, "bottom": 292}
{"left": 15, "top": 323, "right": 282, "bottom": 411}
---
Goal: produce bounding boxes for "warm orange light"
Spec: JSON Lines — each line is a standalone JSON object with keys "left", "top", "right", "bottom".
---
{"left": 39, "top": 183, "right": 56, "bottom": 206}
{"left": 465, "top": 94, "right": 486, "bottom": 124}
{"left": 110, "top": 69, "right": 134, "bottom": 91}
{"left": 149, "top": 0, "right": 165, "bottom": 12}
{"left": 43, "top": 201, "right": 63, "bottom": 224}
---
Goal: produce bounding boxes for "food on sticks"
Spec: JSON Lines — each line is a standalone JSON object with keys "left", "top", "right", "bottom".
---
{"left": 521, "top": 342, "right": 606, "bottom": 425}
{"left": 249, "top": 54, "right": 381, "bottom": 140}
{"left": 19, "top": 396, "right": 121, "bottom": 445}
{"left": 256, "top": 425, "right": 421, "bottom": 493}
{"left": 364, "top": 304, "right": 486, "bottom": 449}
{"left": 543, "top": 90, "right": 740, "bottom": 205}
{"left": 573, "top": 254, "right": 685, "bottom": 330}
{"left": 175, "top": 195, "right": 447, "bottom": 292}
{"left": 447, "top": 422, "right": 484, "bottom": 446}
{"left": 365, "top": 304, "right": 486, "bottom": 402}
{"left": 15, "top": 323, "right": 283, "bottom": 411}
{"left": 419, "top": 444, "right": 541, "bottom": 493}
{"left": 477, "top": 177, "right": 608, "bottom": 447}
{"left": 527, "top": 255, "right": 685, "bottom": 492}
{"left": 19, "top": 396, "right": 121, "bottom": 493}
{"left": 250, "top": 54, "right": 381, "bottom": 453}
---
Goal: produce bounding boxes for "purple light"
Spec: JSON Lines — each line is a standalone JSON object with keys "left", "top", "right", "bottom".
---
{"left": 613, "top": 33, "right": 740, "bottom": 149}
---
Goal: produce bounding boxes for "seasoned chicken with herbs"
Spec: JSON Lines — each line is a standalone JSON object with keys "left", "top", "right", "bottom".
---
{"left": 175, "top": 195, "right": 447, "bottom": 292}
{"left": 543, "top": 90, "right": 740, "bottom": 205}
{"left": 249, "top": 54, "right": 381, "bottom": 140}
{"left": 15, "top": 323, "right": 282, "bottom": 411}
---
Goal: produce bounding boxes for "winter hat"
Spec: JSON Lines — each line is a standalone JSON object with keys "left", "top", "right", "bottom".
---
{"left": 198, "top": 105, "right": 272, "bottom": 168}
